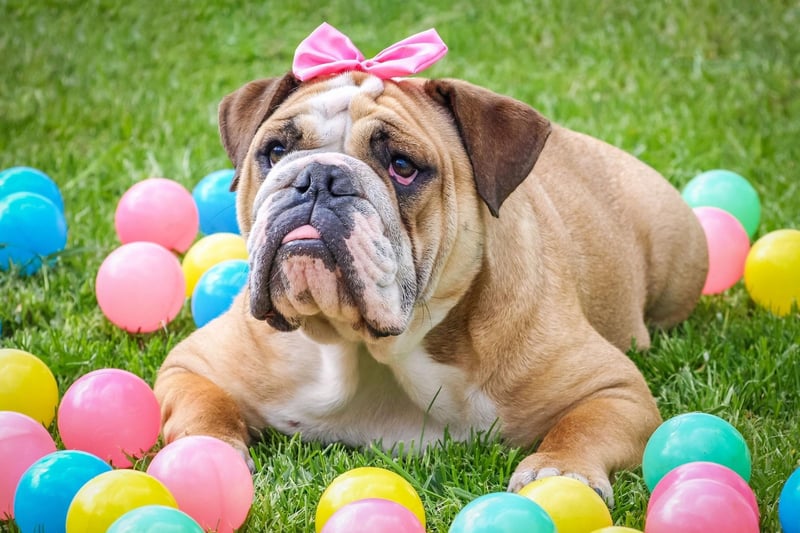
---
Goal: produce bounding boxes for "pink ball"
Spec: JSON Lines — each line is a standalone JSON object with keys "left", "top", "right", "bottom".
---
{"left": 321, "top": 498, "right": 426, "bottom": 533}
{"left": 0, "top": 411, "right": 57, "bottom": 518}
{"left": 694, "top": 206, "right": 751, "bottom": 294}
{"left": 115, "top": 178, "right": 199, "bottom": 253}
{"left": 96, "top": 241, "right": 186, "bottom": 333}
{"left": 645, "top": 478, "right": 759, "bottom": 533}
{"left": 146, "top": 435, "right": 254, "bottom": 533}
{"left": 57, "top": 369, "right": 161, "bottom": 468}
{"left": 648, "top": 461, "right": 758, "bottom": 520}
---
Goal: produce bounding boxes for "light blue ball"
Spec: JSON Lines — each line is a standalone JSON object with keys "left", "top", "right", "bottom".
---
{"left": 107, "top": 505, "right": 204, "bottom": 533}
{"left": 192, "top": 169, "right": 239, "bottom": 235}
{"left": 642, "top": 412, "right": 751, "bottom": 491}
{"left": 191, "top": 259, "right": 249, "bottom": 327}
{"left": 449, "top": 492, "right": 556, "bottom": 533}
{"left": 681, "top": 169, "right": 760, "bottom": 238}
{"left": 13, "top": 450, "right": 112, "bottom": 533}
{"left": 0, "top": 192, "right": 68, "bottom": 275}
{"left": 780, "top": 467, "right": 800, "bottom": 533}
{"left": 0, "top": 166, "right": 64, "bottom": 213}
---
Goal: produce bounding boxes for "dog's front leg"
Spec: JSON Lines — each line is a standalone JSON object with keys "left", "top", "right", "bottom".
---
{"left": 156, "top": 366, "right": 254, "bottom": 469}
{"left": 506, "top": 354, "right": 661, "bottom": 506}
{"left": 154, "top": 294, "right": 286, "bottom": 471}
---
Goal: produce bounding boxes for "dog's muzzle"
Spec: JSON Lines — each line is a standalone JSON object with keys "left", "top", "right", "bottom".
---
{"left": 247, "top": 159, "right": 414, "bottom": 337}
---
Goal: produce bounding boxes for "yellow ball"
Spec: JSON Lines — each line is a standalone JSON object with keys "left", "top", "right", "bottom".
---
{"left": 66, "top": 470, "right": 177, "bottom": 533}
{"left": 519, "top": 476, "right": 612, "bottom": 533}
{"left": 590, "top": 528, "right": 643, "bottom": 533}
{"left": 315, "top": 467, "right": 425, "bottom": 532}
{"left": 0, "top": 348, "right": 59, "bottom": 426}
{"left": 182, "top": 233, "right": 248, "bottom": 297}
{"left": 744, "top": 229, "right": 800, "bottom": 316}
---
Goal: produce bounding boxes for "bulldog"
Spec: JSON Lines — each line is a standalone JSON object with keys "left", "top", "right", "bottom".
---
{"left": 154, "top": 39, "right": 708, "bottom": 504}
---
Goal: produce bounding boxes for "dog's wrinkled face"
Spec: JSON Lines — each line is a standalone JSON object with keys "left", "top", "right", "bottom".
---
{"left": 231, "top": 73, "right": 470, "bottom": 340}
{"left": 220, "top": 71, "right": 550, "bottom": 343}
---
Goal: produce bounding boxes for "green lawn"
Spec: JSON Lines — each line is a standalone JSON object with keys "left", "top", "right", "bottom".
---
{"left": 2, "top": 0, "right": 799, "bottom": 531}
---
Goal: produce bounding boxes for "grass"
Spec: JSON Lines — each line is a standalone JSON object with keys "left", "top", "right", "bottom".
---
{"left": 1, "top": 0, "right": 798, "bottom": 530}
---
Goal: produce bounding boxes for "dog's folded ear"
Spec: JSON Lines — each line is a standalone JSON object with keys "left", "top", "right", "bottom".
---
{"left": 424, "top": 79, "right": 551, "bottom": 217}
{"left": 218, "top": 73, "right": 299, "bottom": 190}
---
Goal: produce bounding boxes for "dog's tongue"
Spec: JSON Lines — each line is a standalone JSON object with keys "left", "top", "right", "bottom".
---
{"left": 282, "top": 224, "right": 321, "bottom": 244}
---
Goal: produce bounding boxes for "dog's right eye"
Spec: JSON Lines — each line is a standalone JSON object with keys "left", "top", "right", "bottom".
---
{"left": 268, "top": 143, "right": 287, "bottom": 167}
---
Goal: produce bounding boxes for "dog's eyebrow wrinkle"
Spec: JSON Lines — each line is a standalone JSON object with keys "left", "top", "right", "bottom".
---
{"left": 297, "top": 76, "right": 386, "bottom": 154}
{"left": 307, "top": 74, "right": 385, "bottom": 121}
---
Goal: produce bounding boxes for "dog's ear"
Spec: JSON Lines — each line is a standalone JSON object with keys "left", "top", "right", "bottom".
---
{"left": 424, "top": 79, "right": 551, "bottom": 217}
{"left": 218, "top": 73, "right": 299, "bottom": 190}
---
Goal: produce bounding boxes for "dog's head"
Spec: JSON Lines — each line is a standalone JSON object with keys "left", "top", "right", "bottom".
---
{"left": 219, "top": 72, "right": 550, "bottom": 341}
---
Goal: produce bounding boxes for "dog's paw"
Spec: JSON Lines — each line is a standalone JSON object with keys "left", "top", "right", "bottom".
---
{"left": 507, "top": 452, "right": 615, "bottom": 507}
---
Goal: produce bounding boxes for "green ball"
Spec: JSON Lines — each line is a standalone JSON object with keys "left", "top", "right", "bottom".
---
{"left": 642, "top": 412, "right": 751, "bottom": 492}
{"left": 682, "top": 169, "right": 761, "bottom": 238}
{"left": 106, "top": 505, "right": 204, "bottom": 533}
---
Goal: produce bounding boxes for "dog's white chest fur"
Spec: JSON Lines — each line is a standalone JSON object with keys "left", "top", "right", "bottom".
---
{"left": 260, "top": 338, "right": 498, "bottom": 448}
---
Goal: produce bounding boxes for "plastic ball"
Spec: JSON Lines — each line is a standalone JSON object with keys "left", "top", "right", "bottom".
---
{"left": 191, "top": 259, "right": 249, "bottom": 327}
{"left": 0, "top": 411, "right": 57, "bottom": 519}
{"left": 0, "top": 348, "right": 59, "bottom": 426}
{"left": 693, "top": 206, "right": 751, "bottom": 294}
{"left": 648, "top": 461, "right": 758, "bottom": 520}
{"left": 193, "top": 169, "right": 239, "bottom": 235}
{"left": 114, "top": 178, "right": 199, "bottom": 253}
{"left": 57, "top": 368, "right": 161, "bottom": 468}
{"left": 644, "top": 478, "right": 759, "bottom": 533}
{"left": 182, "top": 233, "right": 248, "bottom": 297}
{"left": 590, "top": 528, "right": 642, "bottom": 533}
{"left": 0, "top": 166, "right": 64, "bottom": 212}
{"left": 107, "top": 505, "right": 204, "bottom": 533}
{"left": 642, "top": 412, "right": 751, "bottom": 492}
{"left": 316, "top": 467, "right": 425, "bottom": 533}
{"left": 320, "top": 498, "right": 425, "bottom": 533}
{"left": 146, "top": 435, "right": 254, "bottom": 533}
{"left": 66, "top": 470, "right": 177, "bottom": 533}
{"left": 682, "top": 169, "right": 761, "bottom": 238}
{"left": 744, "top": 229, "right": 800, "bottom": 316}
{"left": 449, "top": 492, "right": 556, "bottom": 533}
{"left": 0, "top": 192, "right": 68, "bottom": 275}
{"left": 95, "top": 241, "right": 186, "bottom": 333}
{"left": 14, "top": 450, "right": 113, "bottom": 533}
{"left": 779, "top": 467, "right": 800, "bottom": 533}
{"left": 518, "top": 476, "right": 612, "bottom": 533}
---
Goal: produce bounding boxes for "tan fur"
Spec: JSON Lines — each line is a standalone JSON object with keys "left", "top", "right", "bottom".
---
{"left": 155, "top": 72, "right": 708, "bottom": 504}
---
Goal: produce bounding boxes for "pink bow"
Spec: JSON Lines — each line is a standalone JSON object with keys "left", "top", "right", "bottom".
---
{"left": 292, "top": 22, "right": 448, "bottom": 82}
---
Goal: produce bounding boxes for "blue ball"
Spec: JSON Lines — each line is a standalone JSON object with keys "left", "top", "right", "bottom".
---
{"left": 107, "top": 505, "right": 204, "bottom": 533}
{"left": 14, "top": 450, "right": 113, "bottom": 533}
{"left": 0, "top": 192, "right": 68, "bottom": 275}
{"left": 642, "top": 412, "right": 751, "bottom": 492}
{"left": 449, "top": 492, "right": 556, "bottom": 533}
{"left": 192, "top": 169, "right": 239, "bottom": 235}
{"left": 0, "top": 166, "right": 64, "bottom": 213}
{"left": 191, "top": 259, "right": 249, "bottom": 327}
{"left": 780, "top": 467, "right": 800, "bottom": 533}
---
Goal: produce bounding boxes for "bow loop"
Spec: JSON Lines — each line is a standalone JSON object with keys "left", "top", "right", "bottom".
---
{"left": 293, "top": 23, "right": 447, "bottom": 81}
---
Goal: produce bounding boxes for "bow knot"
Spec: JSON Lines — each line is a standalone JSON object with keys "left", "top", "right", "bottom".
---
{"left": 292, "top": 23, "right": 448, "bottom": 82}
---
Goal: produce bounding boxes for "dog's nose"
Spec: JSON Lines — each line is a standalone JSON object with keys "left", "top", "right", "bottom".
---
{"left": 293, "top": 163, "right": 357, "bottom": 197}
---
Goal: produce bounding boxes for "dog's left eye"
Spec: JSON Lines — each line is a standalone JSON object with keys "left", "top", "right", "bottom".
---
{"left": 388, "top": 156, "right": 419, "bottom": 185}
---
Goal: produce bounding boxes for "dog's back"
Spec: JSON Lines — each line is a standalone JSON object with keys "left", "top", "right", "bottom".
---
{"left": 522, "top": 124, "right": 708, "bottom": 350}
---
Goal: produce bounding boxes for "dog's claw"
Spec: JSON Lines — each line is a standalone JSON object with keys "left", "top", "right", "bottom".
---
{"left": 242, "top": 450, "right": 256, "bottom": 474}
{"left": 508, "top": 457, "right": 615, "bottom": 507}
